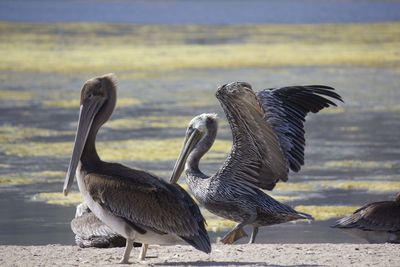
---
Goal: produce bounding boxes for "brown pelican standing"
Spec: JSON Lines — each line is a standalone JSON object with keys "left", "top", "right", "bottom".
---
{"left": 170, "top": 82, "right": 343, "bottom": 244}
{"left": 63, "top": 74, "right": 211, "bottom": 263}
{"left": 332, "top": 193, "right": 400, "bottom": 243}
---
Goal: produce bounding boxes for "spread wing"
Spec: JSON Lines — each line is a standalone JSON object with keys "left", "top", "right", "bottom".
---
{"left": 216, "top": 83, "right": 342, "bottom": 190}
{"left": 216, "top": 83, "right": 288, "bottom": 190}
{"left": 257, "top": 85, "right": 343, "bottom": 173}
{"left": 332, "top": 201, "right": 400, "bottom": 232}
{"left": 84, "top": 163, "right": 210, "bottom": 252}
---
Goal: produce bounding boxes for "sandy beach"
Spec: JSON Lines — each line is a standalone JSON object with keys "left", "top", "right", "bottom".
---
{"left": 1, "top": 244, "right": 399, "bottom": 266}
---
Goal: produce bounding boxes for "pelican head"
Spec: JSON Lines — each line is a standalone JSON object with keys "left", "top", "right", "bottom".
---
{"left": 63, "top": 73, "right": 117, "bottom": 196}
{"left": 170, "top": 113, "right": 218, "bottom": 184}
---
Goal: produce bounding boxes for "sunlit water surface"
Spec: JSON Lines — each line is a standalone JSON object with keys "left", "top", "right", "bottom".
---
{"left": 1, "top": 66, "right": 399, "bottom": 245}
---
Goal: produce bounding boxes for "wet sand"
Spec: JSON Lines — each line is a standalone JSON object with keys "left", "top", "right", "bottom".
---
{"left": 1, "top": 244, "right": 399, "bottom": 266}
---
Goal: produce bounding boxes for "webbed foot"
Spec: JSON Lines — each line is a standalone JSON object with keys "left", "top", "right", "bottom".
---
{"left": 221, "top": 228, "right": 248, "bottom": 244}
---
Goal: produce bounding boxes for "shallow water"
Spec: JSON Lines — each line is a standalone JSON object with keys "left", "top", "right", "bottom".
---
{"left": 1, "top": 0, "right": 400, "bottom": 24}
{"left": 1, "top": 65, "right": 399, "bottom": 245}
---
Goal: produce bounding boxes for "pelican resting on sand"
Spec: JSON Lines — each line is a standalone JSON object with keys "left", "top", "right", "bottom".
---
{"left": 170, "top": 82, "right": 343, "bottom": 244}
{"left": 72, "top": 203, "right": 148, "bottom": 253}
{"left": 332, "top": 193, "right": 400, "bottom": 243}
{"left": 71, "top": 203, "right": 126, "bottom": 248}
{"left": 63, "top": 74, "right": 210, "bottom": 263}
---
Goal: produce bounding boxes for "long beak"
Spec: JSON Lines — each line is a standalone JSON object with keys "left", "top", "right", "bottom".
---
{"left": 170, "top": 129, "right": 203, "bottom": 184}
{"left": 63, "top": 97, "right": 105, "bottom": 196}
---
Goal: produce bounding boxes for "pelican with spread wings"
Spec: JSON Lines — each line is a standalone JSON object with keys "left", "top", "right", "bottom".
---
{"left": 170, "top": 82, "right": 343, "bottom": 244}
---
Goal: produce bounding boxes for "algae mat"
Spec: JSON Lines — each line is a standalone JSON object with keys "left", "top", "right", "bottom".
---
{"left": 0, "top": 22, "right": 399, "bottom": 75}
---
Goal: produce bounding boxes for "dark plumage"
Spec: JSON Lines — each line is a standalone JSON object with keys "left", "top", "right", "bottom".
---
{"left": 63, "top": 74, "right": 210, "bottom": 263}
{"left": 257, "top": 85, "right": 343, "bottom": 175}
{"left": 71, "top": 203, "right": 126, "bottom": 248}
{"left": 171, "top": 82, "right": 342, "bottom": 244}
{"left": 332, "top": 193, "right": 400, "bottom": 243}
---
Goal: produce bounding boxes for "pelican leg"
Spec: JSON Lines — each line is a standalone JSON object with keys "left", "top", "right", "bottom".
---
{"left": 221, "top": 222, "right": 248, "bottom": 244}
{"left": 119, "top": 239, "right": 133, "bottom": 264}
{"left": 138, "top": 243, "right": 148, "bottom": 261}
{"left": 248, "top": 226, "right": 259, "bottom": 244}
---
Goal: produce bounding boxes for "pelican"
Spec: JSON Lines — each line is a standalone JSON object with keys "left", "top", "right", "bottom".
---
{"left": 71, "top": 203, "right": 147, "bottom": 255}
{"left": 332, "top": 193, "right": 400, "bottom": 243}
{"left": 170, "top": 82, "right": 343, "bottom": 244}
{"left": 71, "top": 203, "right": 126, "bottom": 248}
{"left": 63, "top": 74, "right": 211, "bottom": 263}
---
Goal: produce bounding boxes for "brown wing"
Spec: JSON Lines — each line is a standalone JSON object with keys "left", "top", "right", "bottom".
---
{"left": 216, "top": 82, "right": 288, "bottom": 190}
{"left": 216, "top": 83, "right": 342, "bottom": 190}
{"left": 332, "top": 201, "right": 400, "bottom": 232}
{"left": 83, "top": 163, "right": 210, "bottom": 252}
{"left": 257, "top": 85, "right": 343, "bottom": 173}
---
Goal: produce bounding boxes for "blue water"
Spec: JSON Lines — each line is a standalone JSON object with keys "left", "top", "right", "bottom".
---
{"left": 0, "top": 0, "right": 400, "bottom": 24}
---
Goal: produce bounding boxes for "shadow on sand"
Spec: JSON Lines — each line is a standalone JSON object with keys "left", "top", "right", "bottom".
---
{"left": 154, "top": 260, "right": 321, "bottom": 267}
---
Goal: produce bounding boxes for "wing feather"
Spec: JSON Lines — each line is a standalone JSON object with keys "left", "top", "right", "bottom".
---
{"left": 216, "top": 83, "right": 342, "bottom": 190}
{"left": 84, "top": 163, "right": 209, "bottom": 246}
{"left": 216, "top": 84, "right": 288, "bottom": 190}
{"left": 71, "top": 212, "right": 118, "bottom": 238}
{"left": 332, "top": 201, "right": 400, "bottom": 232}
{"left": 257, "top": 85, "right": 343, "bottom": 173}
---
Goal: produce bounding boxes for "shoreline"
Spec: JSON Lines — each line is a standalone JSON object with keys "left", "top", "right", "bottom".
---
{"left": 1, "top": 243, "right": 399, "bottom": 266}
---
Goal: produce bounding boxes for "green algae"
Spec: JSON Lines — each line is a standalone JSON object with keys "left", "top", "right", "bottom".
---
{"left": 319, "top": 107, "right": 346, "bottom": 114}
{"left": 206, "top": 218, "right": 237, "bottom": 232}
{"left": 0, "top": 124, "right": 73, "bottom": 143}
{"left": 270, "top": 195, "right": 304, "bottom": 202}
{"left": 0, "top": 176, "right": 35, "bottom": 186}
{"left": 32, "top": 192, "right": 82, "bottom": 206}
{"left": 0, "top": 171, "right": 65, "bottom": 186}
{"left": 105, "top": 114, "right": 229, "bottom": 131}
{"left": 369, "top": 105, "right": 400, "bottom": 113}
{"left": 319, "top": 180, "right": 400, "bottom": 192}
{"left": 339, "top": 126, "right": 360, "bottom": 132}
{"left": 0, "top": 163, "right": 10, "bottom": 169}
{"left": 1, "top": 22, "right": 399, "bottom": 74}
{"left": 274, "top": 182, "right": 315, "bottom": 192}
{"left": 270, "top": 180, "right": 400, "bottom": 194}
{"left": 104, "top": 116, "right": 195, "bottom": 130}
{"left": 2, "top": 138, "right": 232, "bottom": 161}
{"left": 31, "top": 170, "right": 65, "bottom": 179}
{"left": 172, "top": 90, "right": 219, "bottom": 109}
{"left": 43, "top": 97, "right": 141, "bottom": 109}
{"left": 324, "top": 160, "right": 395, "bottom": 169}
{"left": 294, "top": 205, "right": 358, "bottom": 221}
{"left": 0, "top": 90, "right": 35, "bottom": 101}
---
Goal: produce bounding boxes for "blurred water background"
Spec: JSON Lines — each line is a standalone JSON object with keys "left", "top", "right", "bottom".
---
{"left": 0, "top": 0, "right": 399, "bottom": 245}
